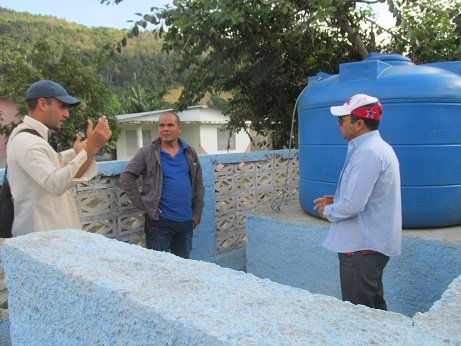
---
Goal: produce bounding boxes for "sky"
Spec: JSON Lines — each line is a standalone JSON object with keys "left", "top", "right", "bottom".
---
{"left": 0, "top": 0, "right": 173, "bottom": 30}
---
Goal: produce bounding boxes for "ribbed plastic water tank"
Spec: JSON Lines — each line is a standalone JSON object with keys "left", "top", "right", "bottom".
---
{"left": 298, "top": 53, "right": 461, "bottom": 228}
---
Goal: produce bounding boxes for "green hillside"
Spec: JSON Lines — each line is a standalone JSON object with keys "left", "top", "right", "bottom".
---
{"left": 0, "top": 7, "right": 187, "bottom": 150}
{"left": 0, "top": 6, "right": 177, "bottom": 95}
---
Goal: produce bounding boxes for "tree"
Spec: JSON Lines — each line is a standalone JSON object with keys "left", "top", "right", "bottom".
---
{"left": 99, "top": 31, "right": 178, "bottom": 92}
{"left": 0, "top": 7, "right": 181, "bottom": 113}
{"left": 384, "top": 0, "right": 461, "bottom": 63}
{"left": 106, "top": 0, "right": 461, "bottom": 148}
{"left": 0, "top": 40, "right": 120, "bottom": 152}
{"left": 117, "top": 83, "right": 172, "bottom": 114}
{"left": 131, "top": 0, "right": 358, "bottom": 148}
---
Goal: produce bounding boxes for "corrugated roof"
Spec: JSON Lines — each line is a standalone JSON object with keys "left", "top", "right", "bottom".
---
{"left": 116, "top": 105, "right": 229, "bottom": 124}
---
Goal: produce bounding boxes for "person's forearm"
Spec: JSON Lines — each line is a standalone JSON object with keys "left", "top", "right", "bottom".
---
{"left": 75, "top": 151, "right": 95, "bottom": 178}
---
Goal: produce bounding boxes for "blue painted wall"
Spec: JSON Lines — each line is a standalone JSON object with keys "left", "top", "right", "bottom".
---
{"left": 1, "top": 149, "right": 297, "bottom": 271}
{"left": 4, "top": 150, "right": 460, "bottom": 317}
{"left": 246, "top": 211, "right": 461, "bottom": 317}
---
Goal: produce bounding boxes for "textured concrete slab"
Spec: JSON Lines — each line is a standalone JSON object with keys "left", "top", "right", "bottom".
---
{"left": 1, "top": 230, "right": 459, "bottom": 345}
{"left": 0, "top": 320, "right": 11, "bottom": 346}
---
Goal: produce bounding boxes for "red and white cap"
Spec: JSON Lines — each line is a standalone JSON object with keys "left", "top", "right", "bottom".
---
{"left": 330, "top": 94, "right": 383, "bottom": 121}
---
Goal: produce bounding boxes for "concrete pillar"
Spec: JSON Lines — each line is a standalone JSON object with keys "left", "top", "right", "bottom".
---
{"left": 136, "top": 124, "right": 143, "bottom": 148}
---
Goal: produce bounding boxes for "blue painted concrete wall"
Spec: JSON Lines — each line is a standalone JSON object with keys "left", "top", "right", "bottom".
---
{"left": 195, "top": 149, "right": 297, "bottom": 269}
{"left": 4, "top": 150, "right": 461, "bottom": 318}
{"left": 4, "top": 229, "right": 458, "bottom": 345}
{"left": 245, "top": 209, "right": 461, "bottom": 317}
{"left": 246, "top": 214, "right": 341, "bottom": 297}
{"left": 1, "top": 149, "right": 297, "bottom": 271}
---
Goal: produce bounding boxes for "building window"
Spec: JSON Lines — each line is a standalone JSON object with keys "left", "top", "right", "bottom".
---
{"left": 142, "top": 130, "right": 152, "bottom": 145}
{"left": 217, "top": 128, "right": 236, "bottom": 151}
{"left": 126, "top": 130, "right": 138, "bottom": 156}
{"left": 126, "top": 129, "right": 152, "bottom": 156}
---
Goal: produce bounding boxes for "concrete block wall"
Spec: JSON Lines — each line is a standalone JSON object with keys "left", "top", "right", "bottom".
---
{"left": 0, "top": 149, "right": 298, "bottom": 271}
{"left": 246, "top": 205, "right": 461, "bottom": 318}
{"left": 2, "top": 230, "right": 459, "bottom": 345}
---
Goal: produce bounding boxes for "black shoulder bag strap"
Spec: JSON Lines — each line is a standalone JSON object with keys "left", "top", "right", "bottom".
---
{"left": 3, "top": 128, "right": 43, "bottom": 179}
{"left": 15, "top": 128, "right": 42, "bottom": 139}
{"left": 1, "top": 128, "right": 43, "bottom": 238}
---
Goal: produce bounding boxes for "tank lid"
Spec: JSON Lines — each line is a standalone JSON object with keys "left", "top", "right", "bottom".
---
{"left": 365, "top": 52, "right": 413, "bottom": 65}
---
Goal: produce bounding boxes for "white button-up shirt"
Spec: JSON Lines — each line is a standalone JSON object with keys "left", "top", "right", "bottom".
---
{"left": 6, "top": 116, "right": 97, "bottom": 236}
{"left": 323, "top": 130, "right": 402, "bottom": 256}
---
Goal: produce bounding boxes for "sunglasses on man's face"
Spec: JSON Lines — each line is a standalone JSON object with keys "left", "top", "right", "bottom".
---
{"left": 338, "top": 115, "right": 351, "bottom": 125}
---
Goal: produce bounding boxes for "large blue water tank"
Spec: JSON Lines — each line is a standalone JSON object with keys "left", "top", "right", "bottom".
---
{"left": 298, "top": 53, "right": 461, "bottom": 228}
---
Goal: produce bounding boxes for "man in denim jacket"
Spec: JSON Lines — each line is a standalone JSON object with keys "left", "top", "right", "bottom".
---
{"left": 120, "top": 112, "right": 204, "bottom": 259}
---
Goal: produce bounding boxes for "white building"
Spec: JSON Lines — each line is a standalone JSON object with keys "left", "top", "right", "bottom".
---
{"left": 115, "top": 105, "right": 251, "bottom": 160}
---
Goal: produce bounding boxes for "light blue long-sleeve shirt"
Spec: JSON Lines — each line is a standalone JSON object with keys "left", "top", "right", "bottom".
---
{"left": 323, "top": 130, "right": 402, "bottom": 256}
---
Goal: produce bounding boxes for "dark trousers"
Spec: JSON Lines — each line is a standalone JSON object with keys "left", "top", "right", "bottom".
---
{"left": 338, "top": 251, "right": 390, "bottom": 310}
{"left": 144, "top": 215, "right": 193, "bottom": 259}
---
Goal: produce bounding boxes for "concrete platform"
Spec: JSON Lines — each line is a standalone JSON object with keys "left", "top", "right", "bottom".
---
{"left": 255, "top": 204, "right": 461, "bottom": 244}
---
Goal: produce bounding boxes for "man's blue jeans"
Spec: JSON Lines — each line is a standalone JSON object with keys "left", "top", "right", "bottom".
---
{"left": 144, "top": 215, "right": 193, "bottom": 259}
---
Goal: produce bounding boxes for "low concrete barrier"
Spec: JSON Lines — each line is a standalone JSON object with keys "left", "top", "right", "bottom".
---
{"left": 246, "top": 205, "right": 461, "bottom": 318}
{"left": 2, "top": 230, "right": 459, "bottom": 345}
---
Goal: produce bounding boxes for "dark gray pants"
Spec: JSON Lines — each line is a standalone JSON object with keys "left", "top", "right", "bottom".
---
{"left": 338, "top": 252, "right": 389, "bottom": 310}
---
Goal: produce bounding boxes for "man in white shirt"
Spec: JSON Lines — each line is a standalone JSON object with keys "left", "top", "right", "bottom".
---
{"left": 313, "top": 94, "right": 402, "bottom": 310}
{"left": 7, "top": 79, "right": 112, "bottom": 236}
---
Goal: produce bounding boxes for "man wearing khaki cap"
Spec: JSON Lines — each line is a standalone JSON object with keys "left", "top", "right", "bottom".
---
{"left": 313, "top": 94, "right": 402, "bottom": 310}
{"left": 6, "top": 80, "right": 112, "bottom": 236}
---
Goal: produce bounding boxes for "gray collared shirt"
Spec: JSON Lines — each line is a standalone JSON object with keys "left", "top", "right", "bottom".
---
{"left": 323, "top": 131, "right": 402, "bottom": 256}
